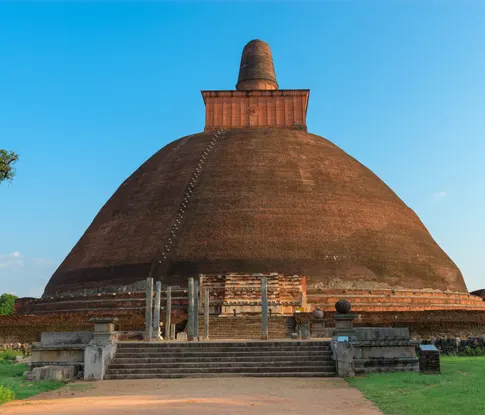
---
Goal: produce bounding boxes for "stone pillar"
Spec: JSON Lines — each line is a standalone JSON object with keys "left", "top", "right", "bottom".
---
{"left": 145, "top": 277, "right": 154, "bottom": 341}
{"left": 194, "top": 278, "right": 199, "bottom": 339}
{"left": 170, "top": 324, "right": 176, "bottom": 340}
{"left": 333, "top": 300, "right": 357, "bottom": 338}
{"left": 261, "top": 276, "right": 269, "bottom": 340}
{"left": 165, "top": 286, "right": 172, "bottom": 340}
{"left": 187, "top": 277, "right": 195, "bottom": 341}
{"left": 204, "top": 287, "right": 210, "bottom": 340}
{"left": 153, "top": 281, "right": 162, "bottom": 340}
{"left": 84, "top": 317, "right": 118, "bottom": 381}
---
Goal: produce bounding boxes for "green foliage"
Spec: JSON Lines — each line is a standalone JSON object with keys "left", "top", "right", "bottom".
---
{"left": 0, "top": 385, "right": 15, "bottom": 404}
{"left": 0, "top": 293, "right": 17, "bottom": 316}
{"left": 0, "top": 150, "right": 19, "bottom": 183}
{"left": 0, "top": 361, "right": 64, "bottom": 404}
{"left": 347, "top": 356, "right": 485, "bottom": 414}
{"left": 0, "top": 350, "right": 23, "bottom": 361}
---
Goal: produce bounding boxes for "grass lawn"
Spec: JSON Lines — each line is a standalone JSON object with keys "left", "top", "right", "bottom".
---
{"left": 0, "top": 359, "right": 64, "bottom": 404}
{"left": 347, "top": 356, "right": 485, "bottom": 415}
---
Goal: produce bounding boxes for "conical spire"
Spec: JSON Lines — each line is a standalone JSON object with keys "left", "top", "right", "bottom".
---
{"left": 236, "top": 39, "right": 278, "bottom": 91}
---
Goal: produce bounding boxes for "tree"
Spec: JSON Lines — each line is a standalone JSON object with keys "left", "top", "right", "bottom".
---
{"left": 0, "top": 150, "right": 19, "bottom": 183}
{"left": 0, "top": 293, "right": 17, "bottom": 315}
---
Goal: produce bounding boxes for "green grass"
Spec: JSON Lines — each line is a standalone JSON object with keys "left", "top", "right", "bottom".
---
{"left": 0, "top": 361, "right": 64, "bottom": 404}
{"left": 347, "top": 356, "right": 485, "bottom": 414}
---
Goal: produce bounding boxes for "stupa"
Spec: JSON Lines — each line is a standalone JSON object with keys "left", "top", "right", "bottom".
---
{"left": 21, "top": 40, "right": 485, "bottom": 315}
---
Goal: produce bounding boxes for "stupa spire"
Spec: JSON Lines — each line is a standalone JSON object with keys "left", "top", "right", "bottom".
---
{"left": 236, "top": 39, "right": 278, "bottom": 91}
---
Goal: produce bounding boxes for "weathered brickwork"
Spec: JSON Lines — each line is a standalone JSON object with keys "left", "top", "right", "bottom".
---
{"left": 307, "top": 288, "right": 485, "bottom": 312}
{"left": 199, "top": 273, "right": 305, "bottom": 315}
{"left": 202, "top": 90, "right": 309, "bottom": 131}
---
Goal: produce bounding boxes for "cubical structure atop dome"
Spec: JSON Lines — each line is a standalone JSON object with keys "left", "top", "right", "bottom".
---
{"left": 31, "top": 39, "right": 485, "bottom": 315}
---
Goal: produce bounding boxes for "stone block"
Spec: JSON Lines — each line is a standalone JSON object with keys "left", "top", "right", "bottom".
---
{"left": 332, "top": 340, "right": 355, "bottom": 377}
{"left": 31, "top": 365, "right": 74, "bottom": 381}
{"left": 354, "top": 327, "right": 410, "bottom": 342}
{"left": 31, "top": 347, "right": 85, "bottom": 365}
{"left": 40, "top": 332, "right": 93, "bottom": 346}
{"left": 84, "top": 342, "right": 117, "bottom": 381}
{"left": 89, "top": 317, "right": 118, "bottom": 333}
{"left": 176, "top": 332, "right": 188, "bottom": 341}
{"left": 357, "top": 345, "right": 416, "bottom": 359}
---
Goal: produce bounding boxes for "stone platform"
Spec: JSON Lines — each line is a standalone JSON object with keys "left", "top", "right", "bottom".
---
{"left": 104, "top": 340, "right": 336, "bottom": 379}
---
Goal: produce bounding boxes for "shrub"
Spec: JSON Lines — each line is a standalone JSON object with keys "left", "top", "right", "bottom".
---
{"left": 0, "top": 294, "right": 17, "bottom": 316}
{"left": 0, "top": 350, "right": 22, "bottom": 361}
{"left": 0, "top": 385, "right": 15, "bottom": 404}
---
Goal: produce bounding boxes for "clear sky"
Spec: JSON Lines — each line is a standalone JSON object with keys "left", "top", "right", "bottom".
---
{"left": 1, "top": 1, "right": 484, "bottom": 298}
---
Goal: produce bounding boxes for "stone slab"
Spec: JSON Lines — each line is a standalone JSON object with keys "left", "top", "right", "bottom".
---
{"left": 41, "top": 332, "right": 93, "bottom": 346}
{"left": 354, "top": 327, "right": 410, "bottom": 341}
{"left": 31, "top": 365, "right": 74, "bottom": 381}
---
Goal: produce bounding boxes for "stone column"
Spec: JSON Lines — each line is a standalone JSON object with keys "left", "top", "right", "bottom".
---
{"left": 145, "top": 277, "right": 154, "bottom": 341}
{"left": 153, "top": 280, "right": 162, "bottom": 340}
{"left": 261, "top": 276, "right": 269, "bottom": 340}
{"left": 204, "top": 287, "right": 210, "bottom": 340}
{"left": 194, "top": 278, "right": 199, "bottom": 339}
{"left": 187, "top": 277, "right": 195, "bottom": 341}
{"left": 171, "top": 324, "right": 176, "bottom": 340}
{"left": 165, "top": 286, "right": 172, "bottom": 340}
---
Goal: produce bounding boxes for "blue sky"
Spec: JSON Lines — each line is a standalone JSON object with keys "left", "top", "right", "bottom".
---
{"left": 1, "top": 2, "right": 484, "bottom": 297}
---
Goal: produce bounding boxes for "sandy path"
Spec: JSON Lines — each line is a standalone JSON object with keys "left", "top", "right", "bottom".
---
{"left": 1, "top": 378, "right": 382, "bottom": 415}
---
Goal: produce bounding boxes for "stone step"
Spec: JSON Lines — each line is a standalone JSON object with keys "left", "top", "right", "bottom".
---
{"left": 110, "top": 353, "right": 333, "bottom": 363}
{"left": 116, "top": 344, "right": 330, "bottom": 351}
{"left": 115, "top": 351, "right": 332, "bottom": 359}
{"left": 107, "top": 340, "right": 336, "bottom": 379}
{"left": 108, "top": 362, "right": 336, "bottom": 370}
{"left": 116, "top": 341, "right": 327, "bottom": 348}
{"left": 105, "top": 365, "right": 333, "bottom": 375}
{"left": 104, "top": 371, "right": 336, "bottom": 379}
{"left": 114, "top": 348, "right": 331, "bottom": 355}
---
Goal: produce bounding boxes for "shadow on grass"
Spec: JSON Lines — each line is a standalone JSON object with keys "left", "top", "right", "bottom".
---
{"left": 347, "top": 356, "right": 485, "bottom": 415}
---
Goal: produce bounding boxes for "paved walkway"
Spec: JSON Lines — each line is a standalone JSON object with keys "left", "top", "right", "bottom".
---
{"left": 1, "top": 378, "right": 382, "bottom": 415}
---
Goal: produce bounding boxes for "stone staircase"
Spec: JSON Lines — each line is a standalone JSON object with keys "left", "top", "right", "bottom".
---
{"left": 196, "top": 315, "right": 294, "bottom": 339}
{"left": 104, "top": 341, "right": 336, "bottom": 379}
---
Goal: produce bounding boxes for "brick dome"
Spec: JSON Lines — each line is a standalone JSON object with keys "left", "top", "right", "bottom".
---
{"left": 43, "top": 127, "right": 467, "bottom": 296}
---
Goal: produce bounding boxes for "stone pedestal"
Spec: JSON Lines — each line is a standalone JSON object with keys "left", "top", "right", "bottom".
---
{"left": 84, "top": 317, "right": 118, "bottom": 381}
{"left": 419, "top": 345, "right": 441, "bottom": 374}
{"left": 333, "top": 313, "right": 358, "bottom": 337}
{"left": 331, "top": 339, "right": 355, "bottom": 377}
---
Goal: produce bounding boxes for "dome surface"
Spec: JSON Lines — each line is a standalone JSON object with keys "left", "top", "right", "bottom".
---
{"left": 44, "top": 128, "right": 467, "bottom": 296}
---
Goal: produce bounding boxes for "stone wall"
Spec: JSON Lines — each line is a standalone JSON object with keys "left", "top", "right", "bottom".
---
{"left": 297, "top": 310, "right": 485, "bottom": 338}
{"left": 420, "top": 336, "right": 485, "bottom": 356}
{"left": 16, "top": 289, "right": 188, "bottom": 315}
{"left": 0, "top": 310, "right": 188, "bottom": 344}
{"left": 307, "top": 288, "right": 485, "bottom": 311}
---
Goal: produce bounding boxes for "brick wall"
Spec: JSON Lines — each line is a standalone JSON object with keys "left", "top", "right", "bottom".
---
{"left": 202, "top": 90, "right": 309, "bottom": 131}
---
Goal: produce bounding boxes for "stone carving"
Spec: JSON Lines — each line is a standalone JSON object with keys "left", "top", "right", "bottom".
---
{"left": 176, "top": 332, "right": 188, "bottom": 341}
{"left": 312, "top": 307, "right": 324, "bottom": 319}
{"left": 335, "top": 299, "right": 351, "bottom": 314}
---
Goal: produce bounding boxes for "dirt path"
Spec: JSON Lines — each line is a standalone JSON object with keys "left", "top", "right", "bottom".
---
{"left": 1, "top": 378, "right": 382, "bottom": 415}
